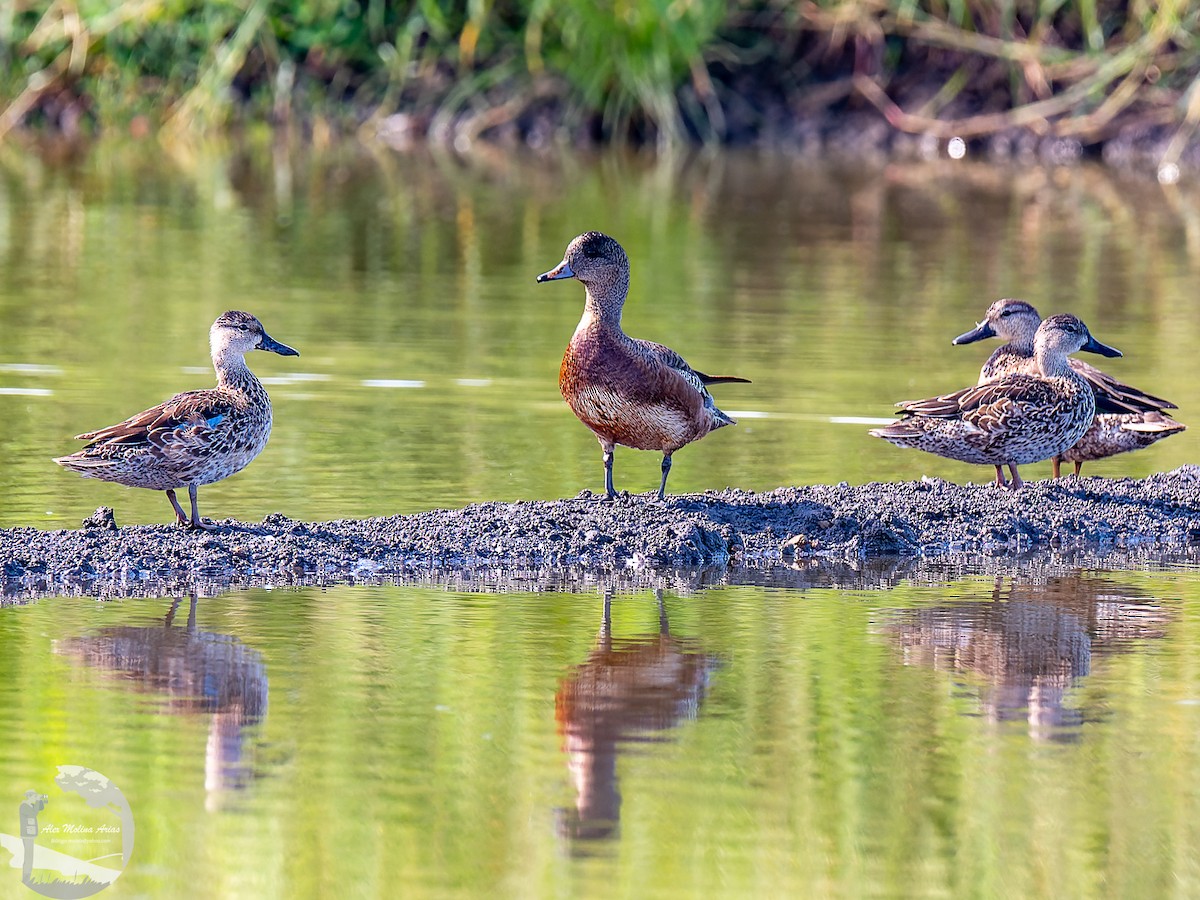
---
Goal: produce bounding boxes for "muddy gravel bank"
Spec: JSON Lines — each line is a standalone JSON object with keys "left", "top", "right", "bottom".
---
{"left": 5, "top": 467, "right": 1200, "bottom": 600}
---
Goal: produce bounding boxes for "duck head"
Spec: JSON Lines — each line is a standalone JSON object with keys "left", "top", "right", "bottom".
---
{"left": 1034, "top": 313, "right": 1121, "bottom": 375}
{"left": 953, "top": 298, "right": 1042, "bottom": 347}
{"left": 210, "top": 310, "right": 299, "bottom": 360}
{"left": 537, "top": 232, "right": 633, "bottom": 321}
{"left": 537, "top": 231, "right": 629, "bottom": 284}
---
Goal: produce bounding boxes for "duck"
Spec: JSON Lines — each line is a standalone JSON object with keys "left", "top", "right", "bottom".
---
{"left": 869, "top": 314, "right": 1121, "bottom": 489}
{"left": 54, "top": 311, "right": 299, "bottom": 530}
{"left": 954, "top": 297, "right": 1184, "bottom": 477}
{"left": 1055, "top": 411, "right": 1185, "bottom": 477}
{"left": 537, "top": 231, "right": 749, "bottom": 500}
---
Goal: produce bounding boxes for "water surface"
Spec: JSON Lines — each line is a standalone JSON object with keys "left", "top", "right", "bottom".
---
{"left": 3, "top": 567, "right": 1200, "bottom": 897}
{"left": 3, "top": 141, "right": 1200, "bottom": 898}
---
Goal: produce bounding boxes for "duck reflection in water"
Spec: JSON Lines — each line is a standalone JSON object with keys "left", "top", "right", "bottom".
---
{"left": 881, "top": 573, "right": 1168, "bottom": 741}
{"left": 55, "top": 594, "right": 268, "bottom": 809}
{"left": 555, "top": 590, "right": 718, "bottom": 851}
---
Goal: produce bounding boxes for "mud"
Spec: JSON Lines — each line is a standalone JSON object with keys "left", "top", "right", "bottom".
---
{"left": 4, "top": 467, "right": 1200, "bottom": 601}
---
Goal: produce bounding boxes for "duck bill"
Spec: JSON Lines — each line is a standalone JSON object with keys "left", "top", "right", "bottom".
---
{"left": 261, "top": 333, "right": 300, "bottom": 357}
{"left": 1081, "top": 335, "right": 1122, "bottom": 358}
{"left": 536, "top": 260, "right": 574, "bottom": 283}
{"left": 952, "top": 321, "right": 996, "bottom": 345}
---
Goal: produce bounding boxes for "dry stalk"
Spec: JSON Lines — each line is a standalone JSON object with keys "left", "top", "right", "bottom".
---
{"left": 0, "top": 46, "right": 70, "bottom": 139}
{"left": 1159, "top": 71, "right": 1200, "bottom": 169}
{"left": 0, "top": 0, "right": 162, "bottom": 139}
{"left": 164, "top": 0, "right": 269, "bottom": 132}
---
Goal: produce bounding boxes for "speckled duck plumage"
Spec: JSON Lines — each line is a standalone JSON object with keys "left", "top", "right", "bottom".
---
{"left": 954, "top": 298, "right": 1184, "bottom": 476}
{"left": 869, "top": 314, "right": 1121, "bottom": 490}
{"left": 537, "top": 231, "right": 749, "bottom": 500}
{"left": 1055, "top": 410, "right": 1186, "bottom": 476}
{"left": 54, "top": 311, "right": 299, "bottom": 529}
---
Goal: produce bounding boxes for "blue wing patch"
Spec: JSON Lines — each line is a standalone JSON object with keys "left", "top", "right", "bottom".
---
{"left": 171, "top": 413, "right": 224, "bottom": 431}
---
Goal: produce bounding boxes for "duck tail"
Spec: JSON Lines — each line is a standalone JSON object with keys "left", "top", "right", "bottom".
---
{"left": 712, "top": 407, "right": 737, "bottom": 428}
{"left": 698, "top": 374, "right": 751, "bottom": 386}
{"left": 1121, "top": 414, "right": 1187, "bottom": 435}
{"left": 868, "top": 422, "right": 922, "bottom": 440}
{"left": 53, "top": 453, "right": 113, "bottom": 474}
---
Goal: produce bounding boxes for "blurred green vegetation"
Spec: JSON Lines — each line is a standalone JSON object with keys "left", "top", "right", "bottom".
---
{"left": 3, "top": 1, "right": 1200, "bottom": 150}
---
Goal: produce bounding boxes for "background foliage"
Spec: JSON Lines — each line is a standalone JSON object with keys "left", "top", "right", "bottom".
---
{"left": 3, "top": 2, "right": 1200, "bottom": 152}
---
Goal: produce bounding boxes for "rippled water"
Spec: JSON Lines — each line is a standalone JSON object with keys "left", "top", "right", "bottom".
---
{"left": 4, "top": 140, "right": 1200, "bottom": 897}
{"left": 4, "top": 568, "right": 1200, "bottom": 897}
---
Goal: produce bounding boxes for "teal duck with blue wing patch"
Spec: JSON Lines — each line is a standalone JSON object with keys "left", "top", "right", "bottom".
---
{"left": 537, "top": 232, "right": 749, "bottom": 500}
{"left": 954, "top": 298, "right": 1184, "bottom": 477}
{"left": 55, "top": 311, "right": 299, "bottom": 529}
{"left": 870, "top": 314, "right": 1121, "bottom": 490}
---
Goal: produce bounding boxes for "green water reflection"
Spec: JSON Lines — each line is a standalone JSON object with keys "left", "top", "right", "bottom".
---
{"left": 2, "top": 570, "right": 1200, "bottom": 898}
{"left": 2, "top": 141, "right": 1199, "bottom": 528}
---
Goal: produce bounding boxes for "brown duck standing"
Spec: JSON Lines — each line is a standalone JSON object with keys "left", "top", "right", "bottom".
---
{"left": 537, "top": 231, "right": 748, "bottom": 500}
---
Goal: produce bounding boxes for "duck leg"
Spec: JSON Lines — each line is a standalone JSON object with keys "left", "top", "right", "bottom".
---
{"left": 1073, "top": 461, "right": 1083, "bottom": 477}
{"left": 657, "top": 453, "right": 673, "bottom": 501}
{"left": 166, "top": 489, "right": 189, "bottom": 526}
{"left": 1051, "top": 456, "right": 1062, "bottom": 478}
{"left": 1006, "top": 464, "right": 1023, "bottom": 491}
{"left": 601, "top": 442, "right": 617, "bottom": 500}
{"left": 187, "top": 484, "right": 218, "bottom": 531}
{"left": 993, "top": 466, "right": 1008, "bottom": 488}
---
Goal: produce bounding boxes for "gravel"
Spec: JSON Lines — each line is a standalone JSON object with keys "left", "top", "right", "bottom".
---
{"left": 5, "top": 467, "right": 1200, "bottom": 601}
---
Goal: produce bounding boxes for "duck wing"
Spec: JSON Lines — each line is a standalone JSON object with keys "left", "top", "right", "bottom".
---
{"left": 635, "top": 339, "right": 751, "bottom": 389}
{"left": 76, "top": 390, "right": 235, "bottom": 450}
{"left": 893, "top": 384, "right": 979, "bottom": 419}
{"left": 896, "top": 376, "right": 1058, "bottom": 427}
{"left": 1070, "top": 358, "right": 1177, "bottom": 413}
